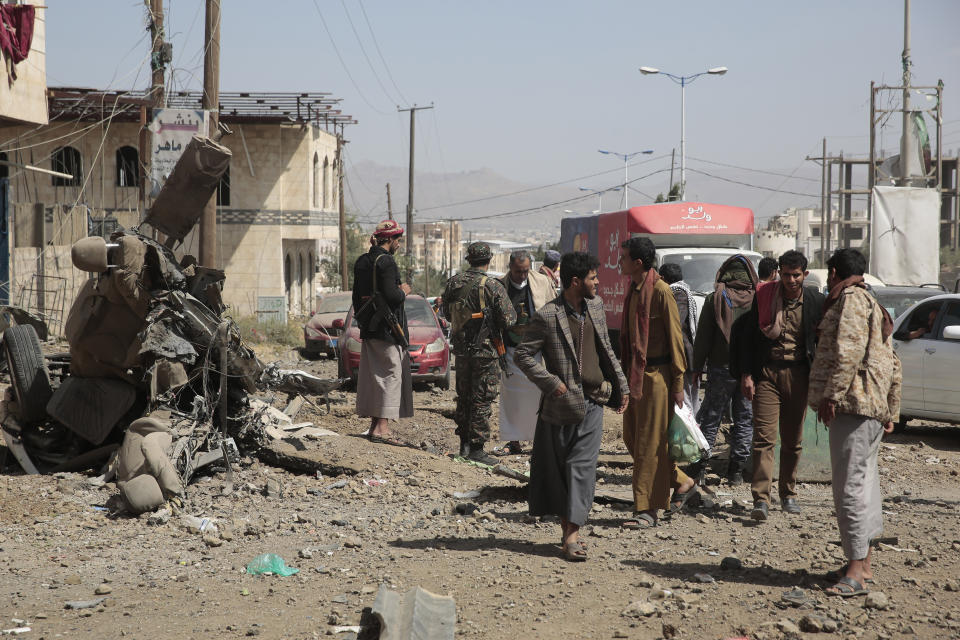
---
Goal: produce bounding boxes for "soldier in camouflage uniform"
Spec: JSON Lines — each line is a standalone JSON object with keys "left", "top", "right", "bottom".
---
{"left": 808, "top": 248, "right": 901, "bottom": 596}
{"left": 441, "top": 242, "right": 516, "bottom": 464}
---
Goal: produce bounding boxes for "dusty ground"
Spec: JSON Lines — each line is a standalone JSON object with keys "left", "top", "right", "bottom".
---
{"left": 2, "top": 345, "right": 960, "bottom": 640}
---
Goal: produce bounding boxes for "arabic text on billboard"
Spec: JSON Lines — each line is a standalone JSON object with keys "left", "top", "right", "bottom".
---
{"left": 149, "top": 109, "right": 209, "bottom": 196}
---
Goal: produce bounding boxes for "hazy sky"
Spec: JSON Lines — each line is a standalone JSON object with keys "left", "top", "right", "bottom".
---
{"left": 47, "top": 1, "right": 960, "bottom": 223}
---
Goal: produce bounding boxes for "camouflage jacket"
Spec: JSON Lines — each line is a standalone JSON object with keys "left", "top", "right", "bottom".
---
{"left": 441, "top": 267, "right": 516, "bottom": 358}
{"left": 808, "top": 286, "right": 902, "bottom": 423}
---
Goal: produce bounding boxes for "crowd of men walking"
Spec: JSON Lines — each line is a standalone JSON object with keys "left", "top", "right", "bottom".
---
{"left": 350, "top": 219, "right": 901, "bottom": 596}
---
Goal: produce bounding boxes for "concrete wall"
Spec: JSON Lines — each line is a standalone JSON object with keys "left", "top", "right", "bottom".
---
{"left": 0, "top": 7, "right": 47, "bottom": 126}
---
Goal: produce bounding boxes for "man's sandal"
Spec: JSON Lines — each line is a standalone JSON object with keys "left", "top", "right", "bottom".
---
{"left": 825, "top": 565, "right": 874, "bottom": 583}
{"left": 825, "top": 576, "right": 869, "bottom": 597}
{"left": 622, "top": 512, "right": 657, "bottom": 529}
{"left": 666, "top": 487, "right": 701, "bottom": 515}
{"left": 561, "top": 540, "right": 587, "bottom": 562}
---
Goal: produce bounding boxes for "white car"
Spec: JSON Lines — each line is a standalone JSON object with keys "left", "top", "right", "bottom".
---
{"left": 891, "top": 293, "right": 960, "bottom": 432}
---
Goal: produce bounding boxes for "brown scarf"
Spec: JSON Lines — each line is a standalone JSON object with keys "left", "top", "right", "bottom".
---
{"left": 713, "top": 256, "right": 759, "bottom": 342}
{"left": 821, "top": 275, "right": 894, "bottom": 340}
{"left": 619, "top": 269, "right": 659, "bottom": 400}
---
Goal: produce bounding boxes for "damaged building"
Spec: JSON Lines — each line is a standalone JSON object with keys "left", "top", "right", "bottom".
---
{"left": 0, "top": 87, "right": 356, "bottom": 325}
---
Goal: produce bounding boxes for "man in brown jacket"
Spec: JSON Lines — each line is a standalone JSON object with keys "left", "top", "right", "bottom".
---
{"left": 808, "top": 248, "right": 901, "bottom": 597}
{"left": 619, "top": 237, "right": 697, "bottom": 527}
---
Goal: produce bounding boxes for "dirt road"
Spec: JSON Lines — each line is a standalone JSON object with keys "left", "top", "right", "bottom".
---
{"left": 2, "top": 348, "right": 959, "bottom": 639}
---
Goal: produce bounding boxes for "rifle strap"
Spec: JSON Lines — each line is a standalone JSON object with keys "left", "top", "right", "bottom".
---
{"left": 478, "top": 275, "right": 487, "bottom": 312}
{"left": 372, "top": 253, "right": 387, "bottom": 294}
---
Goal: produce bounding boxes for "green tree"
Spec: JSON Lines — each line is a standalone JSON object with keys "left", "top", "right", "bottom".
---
{"left": 533, "top": 240, "right": 561, "bottom": 262}
{"left": 320, "top": 214, "right": 368, "bottom": 290}
{"left": 655, "top": 183, "right": 683, "bottom": 203}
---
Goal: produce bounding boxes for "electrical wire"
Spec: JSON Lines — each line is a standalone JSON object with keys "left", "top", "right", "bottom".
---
{"left": 357, "top": 0, "right": 409, "bottom": 107}
{"left": 339, "top": 0, "right": 400, "bottom": 107}
{"left": 685, "top": 167, "right": 820, "bottom": 198}
{"left": 310, "top": 0, "right": 391, "bottom": 115}
{"left": 686, "top": 156, "right": 820, "bottom": 183}
{"left": 415, "top": 153, "right": 670, "bottom": 212}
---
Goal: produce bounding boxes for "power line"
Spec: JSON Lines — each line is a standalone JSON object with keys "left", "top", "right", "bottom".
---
{"left": 416, "top": 153, "right": 670, "bottom": 212}
{"left": 357, "top": 0, "right": 409, "bottom": 107}
{"left": 310, "top": 0, "right": 390, "bottom": 115}
{"left": 339, "top": 0, "right": 400, "bottom": 107}
{"left": 685, "top": 167, "right": 820, "bottom": 197}
{"left": 421, "top": 167, "right": 672, "bottom": 222}
{"left": 686, "top": 156, "right": 820, "bottom": 183}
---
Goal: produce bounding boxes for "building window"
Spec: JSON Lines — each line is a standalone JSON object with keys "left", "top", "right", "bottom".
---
{"left": 810, "top": 227, "right": 821, "bottom": 237}
{"left": 848, "top": 227, "right": 864, "bottom": 240}
{"left": 0, "top": 151, "right": 8, "bottom": 179}
{"left": 284, "top": 253, "right": 292, "bottom": 296}
{"left": 217, "top": 164, "right": 231, "bottom": 206}
{"left": 322, "top": 156, "right": 330, "bottom": 209}
{"left": 52, "top": 146, "right": 82, "bottom": 186}
{"left": 116, "top": 146, "right": 138, "bottom": 187}
{"left": 312, "top": 152, "right": 320, "bottom": 208}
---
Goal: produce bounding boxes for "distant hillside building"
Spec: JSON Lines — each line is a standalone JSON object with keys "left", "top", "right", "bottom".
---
{"left": 755, "top": 206, "right": 868, "bottom": 264}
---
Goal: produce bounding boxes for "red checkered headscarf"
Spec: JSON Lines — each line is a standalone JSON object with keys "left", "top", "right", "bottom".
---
{"left": 373, "top": 219, "right": 404, "bottom": 238}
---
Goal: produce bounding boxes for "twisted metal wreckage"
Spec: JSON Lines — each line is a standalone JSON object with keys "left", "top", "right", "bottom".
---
{"left": 0, "top": 135, "right": 343, "bottom": 513}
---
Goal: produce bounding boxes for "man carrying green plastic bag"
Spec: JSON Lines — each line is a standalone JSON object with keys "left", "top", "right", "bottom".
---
{"left": 668, "top": 402, "right": 709, "bottom": 468}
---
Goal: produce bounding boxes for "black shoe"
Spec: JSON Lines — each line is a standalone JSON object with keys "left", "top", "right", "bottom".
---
{"left": 751, "top": 501, "right": 769, "bottom": 521}
{"left": 726, "top": 461, "right": 744, "bottom": 486}
{"left": 467, "top": 448, "right": 499, "bottom": 466}
{"left": 782, "top": 497, "right": 801, "bottom": 514}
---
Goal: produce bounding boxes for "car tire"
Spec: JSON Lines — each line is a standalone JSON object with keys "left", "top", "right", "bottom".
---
{"left": 4, "top": 325, "right": 54, "bottom": 424}
{"left": 438, "top": 368, "right": 450, "bottom": 390}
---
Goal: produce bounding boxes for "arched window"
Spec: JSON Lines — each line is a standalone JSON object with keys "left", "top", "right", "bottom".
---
{"left": 217, "top": 163, "right": 231, "bottom": 206}
{"left": 284, "top": 253, "right": 292, "bottom": 296}
{"left": 116, "top": 146, "right": 138, "bottom": 187}
{"left": 0, "top": 151, "right": 8, "bottom": 180}
{"left": 312, "top": 152, "right": 320, "bottom": 209}
{"left": 52, "top": 146, "right": 82, "bottom": 186}
{"left": 322, "top": 156, "right": 330, "bottom": 209}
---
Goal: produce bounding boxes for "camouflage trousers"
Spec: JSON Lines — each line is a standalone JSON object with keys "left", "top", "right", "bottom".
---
{"left": 454, "top": 356, "right": 501, "bottom": 448}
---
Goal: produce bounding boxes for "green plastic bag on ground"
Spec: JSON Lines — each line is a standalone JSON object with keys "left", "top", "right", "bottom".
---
{"left": 245, "top": 553, "right": 299, "bottom": 576}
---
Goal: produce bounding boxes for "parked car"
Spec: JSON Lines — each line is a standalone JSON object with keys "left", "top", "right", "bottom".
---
{"left": 891, "top": 293, "right": 960, "bottom": 432}
{"left": 339, "top": 294, "right": 450, "bottom": 389}
{"left": 871, "top": 284, "right": 944, "bottom": 320}
{"left": 303, "top": 292, "right": 353, "bottom": 358}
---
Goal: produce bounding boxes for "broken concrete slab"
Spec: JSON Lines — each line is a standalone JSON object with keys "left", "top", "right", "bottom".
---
{"left": 371, "top": 585, "right": 455, "bottom": 640}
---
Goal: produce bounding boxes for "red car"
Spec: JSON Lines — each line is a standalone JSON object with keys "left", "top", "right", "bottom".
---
{"left": 340, "top": 294, "right": 450, "bottom": 389}
{"left": 303, "top": 292, "right": 353, "bottom": 358}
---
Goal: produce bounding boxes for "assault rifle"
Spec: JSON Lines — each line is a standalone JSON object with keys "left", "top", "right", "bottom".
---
{"left": 356, "top": 292, "right": 409, "bottom": 349}
{"left": 471, "top": 309, "right": 509, "bottom": 375}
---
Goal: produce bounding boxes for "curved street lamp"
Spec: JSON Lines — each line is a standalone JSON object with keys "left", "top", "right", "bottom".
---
{"left": 639, "top": 66, "right": 727, "bottom": 200}
{"left": 597, "top": 149, "right": 653, "bottom": 209}
{"left": 578, "top": 185, "right": 621, "bottom": 213}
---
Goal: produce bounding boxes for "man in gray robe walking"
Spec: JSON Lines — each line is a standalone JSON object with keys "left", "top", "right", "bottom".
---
{"left": 515, "top": 252, "right": 629, "bottom": 562}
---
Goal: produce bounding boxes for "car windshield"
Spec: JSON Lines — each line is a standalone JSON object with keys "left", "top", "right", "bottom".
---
{"left": 405, "top": 298, "right": 436, "bottom": 326}
{"left": 874, "top": 289, "right": 941, "bottom": 319}
{"left": 660, "top": 252, "right": 761, "bottom": 295}
{"left": 315, "top": 296, "right": 352, "bottom": 314}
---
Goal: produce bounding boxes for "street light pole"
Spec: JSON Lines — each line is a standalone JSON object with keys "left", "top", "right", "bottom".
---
{"left": 640, "top": 66, "right": 727, "bottom": 201}
{"left": 579, "top": 186, "right": 622, "bottom": 213}
{"left": 597, "top": 150, "right": 653, "bottom": 209}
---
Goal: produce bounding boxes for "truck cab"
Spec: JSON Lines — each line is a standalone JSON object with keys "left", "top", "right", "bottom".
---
{"left": 560, "top": 201, "right": 761, "bottom": 345}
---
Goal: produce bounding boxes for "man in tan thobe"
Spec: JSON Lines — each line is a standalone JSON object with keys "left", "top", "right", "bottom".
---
{"left": 618, "top": 237, "right": 697, "bottom": 527}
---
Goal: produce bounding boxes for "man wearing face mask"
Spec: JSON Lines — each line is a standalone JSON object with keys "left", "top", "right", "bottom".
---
{"left": 497, "top": 250, "right": 558, "bottom": 454}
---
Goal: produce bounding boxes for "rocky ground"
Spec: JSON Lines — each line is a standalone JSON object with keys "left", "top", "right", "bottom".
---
{"left": 2, "top": 344, "right": 960, "bottom": 640}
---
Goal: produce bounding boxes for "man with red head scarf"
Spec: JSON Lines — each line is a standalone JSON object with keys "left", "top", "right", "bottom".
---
{"left": 352, "top": 220, "right": 413, "bottom": 445}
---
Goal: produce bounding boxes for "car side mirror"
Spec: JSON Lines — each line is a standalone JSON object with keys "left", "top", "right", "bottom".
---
{"left": 332, "top": 319, "right": 344, "bottom": 329}
{"left": 943, "top": 325, "right": 960, "bottom": 341}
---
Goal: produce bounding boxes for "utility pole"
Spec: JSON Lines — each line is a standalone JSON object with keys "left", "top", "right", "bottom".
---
{"left": 148, "top": 0, "right": 167, "bottom": 108}
{"left": 398, "top": 104, "right": 433, "bottom": 281}
{"left": 424, "top": 224, "right": 429, "bottom": 297}
{"left": 200, "top": 0, "right": 220, "bottom": 268}
{"left": 448, "top": 219, "right": 454, "bottom": 277}
{"left": 386, "top": 182, "right": 393, "bottom": 220}
{"left": 899, "top": 0, "right": 919, "bottom": 185}
{"left": 819, "top": 138, "right": 827, "bottom": 265}
{"left": 337, "top": 126, "right": 348, "bottom": 289}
